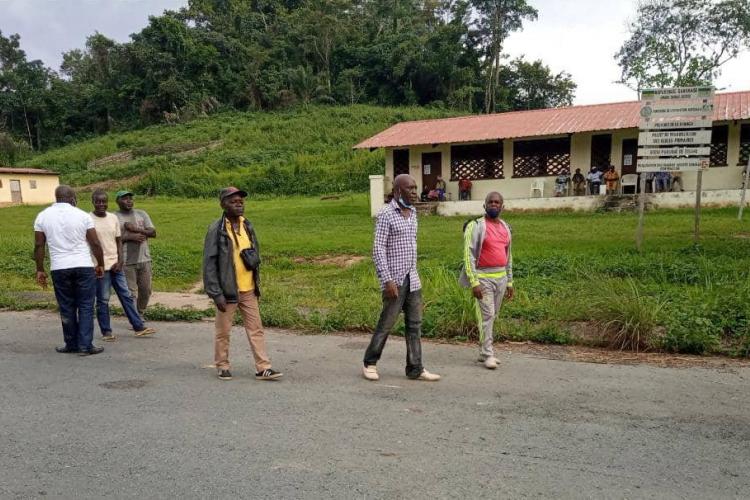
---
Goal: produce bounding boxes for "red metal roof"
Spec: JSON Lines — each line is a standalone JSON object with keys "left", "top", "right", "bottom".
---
{"left": 354, "top": 90, "right": 750, "bottom": 149}
{"left": 0, "top": 167, "right": 58, "bottom": 175}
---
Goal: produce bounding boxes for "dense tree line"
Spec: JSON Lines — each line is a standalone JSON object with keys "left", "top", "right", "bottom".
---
{"left": 0, "top": 0, "right": 577, "bottom": 156}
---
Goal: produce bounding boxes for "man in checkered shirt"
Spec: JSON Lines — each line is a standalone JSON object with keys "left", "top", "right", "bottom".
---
{"left": 362, "top": 174, "right": 441, "bottom": 382}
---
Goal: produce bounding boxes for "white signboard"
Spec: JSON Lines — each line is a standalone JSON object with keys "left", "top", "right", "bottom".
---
{"left": 638, "top": 129, "right": 712, "bottom": 146}
{"left": 638, "top": 146, "right": 711, "bottom": 157}
{"left": 423, "top": 164, "right": 431, "bottom": 175}
{"left": 640, "top": 102, "right": 713, "bottom": 119}
{"left": 637, "top": 157, "right": 709, "bottom": 172}
{"left": 639, "top": 118, "right": 712, "bottom": 130}
{"left": 638, "top": 86, "right": 714, "bottom": 174}
{"left": 641, "top": 86, "right": 714, "bottom": 101}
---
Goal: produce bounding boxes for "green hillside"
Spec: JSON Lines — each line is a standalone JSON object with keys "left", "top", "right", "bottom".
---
{"left": 21, "top": 105, "right": 457, "bottom": 197}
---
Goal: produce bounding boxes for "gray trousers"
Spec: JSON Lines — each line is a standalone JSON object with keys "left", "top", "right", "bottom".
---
{"left": 124, "top": 261, "right": 152, "bottom": 316}
{"left": 474, "top": 275, "right": 508, "bottom": 358}
{"left": 363, "top": 276, "right": 424, "bottom": 378}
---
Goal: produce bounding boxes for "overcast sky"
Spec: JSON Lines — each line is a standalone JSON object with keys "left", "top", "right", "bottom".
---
{"left": 1, "top": 0, "right": 748, "bottom": 105}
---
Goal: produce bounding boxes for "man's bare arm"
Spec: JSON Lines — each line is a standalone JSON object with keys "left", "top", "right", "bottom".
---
{"left": 34, "top": 231, "right": 48, "bottom": 288}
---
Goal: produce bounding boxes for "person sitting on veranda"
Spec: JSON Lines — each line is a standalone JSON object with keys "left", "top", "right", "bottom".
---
{"left": 603, "top": 165, "right": 620, "bottom": 194}
{"left": 587, "top": 166, "right": 603, "bottom": 195}
{"left": 427, "top": 189, "right": 440, "bottom": 201}
{"left": 572, "top": 168, "right": 586, "bottom": 196}
{"left": 654, "top": 171, "right": 671, "bottom": 192}
{"left": 670, "top": 170, "right": 684, "bottom": 192}
{"left": 554, "top": 173, "right": 570, "bottom": 197}
{"left": 459, "top": 178, "right": 473, "bottom": 200}
{"left": 435, "top": 175, "right": 447, "bottom": 201}
{"left": 420, "top": 186, "right": 430, "bottom": 202}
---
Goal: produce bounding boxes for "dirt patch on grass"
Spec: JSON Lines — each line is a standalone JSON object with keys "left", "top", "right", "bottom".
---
{"left": 292, "top": 255, "right": 366, "bottom": 268}
{"left": 150, "top": 291, "right": 213, "bottom": 310}
{"left": 188, "top": 280, "right": 204, "bottom": 294}
{"left": 87, "top": 151, "right": 133, "bottom": 169}
{"left": 86, "top": 140, "right": 223, "bottom": 169}
{"left": 78, "top": 174, "right": 146, "bottom": 192}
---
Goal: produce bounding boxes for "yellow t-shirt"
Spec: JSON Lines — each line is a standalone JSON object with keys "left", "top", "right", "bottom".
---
{"left": 225, "top": 217, "right": 254, "bottom": 292}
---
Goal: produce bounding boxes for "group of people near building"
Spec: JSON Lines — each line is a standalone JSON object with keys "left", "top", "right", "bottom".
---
{"left": 34, "top": 175, "right": 513, "bottom": 382}
{"left": 420, "top": 175, "right": 449, "bottom": 202}
{"left": 420, "top": 176, "right": 475, "bottom": 202}
{"left": 555, "top": 166, "right": 684, "bottom": 197}
{"left": 643, "top": 171, "right": 684, "bottom": 192}
{"left": 555, "top": 165, "right": 621, "bottom": 197}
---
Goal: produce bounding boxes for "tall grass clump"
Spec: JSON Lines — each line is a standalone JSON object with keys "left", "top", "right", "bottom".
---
{"left": 590, "top": 278, "right": 666, "bottom": 351}
{"left": 420, "top": 266, "right": 478, "bottom": 339}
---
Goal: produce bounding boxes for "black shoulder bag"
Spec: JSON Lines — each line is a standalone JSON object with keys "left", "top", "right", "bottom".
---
{"left": 226, "top": 217, "right": 260, "bottom": 271}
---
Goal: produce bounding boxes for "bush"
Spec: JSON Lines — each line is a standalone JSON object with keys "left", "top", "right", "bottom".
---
{"left": 591, "top": 278, "right": 665, "bottom": 351}
{"left": 421, "top": 266, "right": 477, "bottom": 339}
{"left": 661, "top": 312, "right": 720, "bottom": 354}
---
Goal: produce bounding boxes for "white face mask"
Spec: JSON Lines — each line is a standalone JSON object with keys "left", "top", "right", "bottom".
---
{"left": 396, "top": 189, "right": 414, "bottom": 209}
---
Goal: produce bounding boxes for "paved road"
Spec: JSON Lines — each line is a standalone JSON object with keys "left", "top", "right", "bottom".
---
{"left": 1, "top": 310, "right": 749, "bottom": 499}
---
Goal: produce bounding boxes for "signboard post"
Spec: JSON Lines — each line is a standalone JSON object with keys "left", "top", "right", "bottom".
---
{"left": 739, "top": 155, "right": 750, "bottom": 220}
{"left": 636, "top": 86, "right": 714, "bottom": 250}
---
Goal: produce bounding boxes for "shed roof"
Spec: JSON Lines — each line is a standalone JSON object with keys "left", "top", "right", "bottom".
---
{"left": 0, "top": 167, "right": 58, "bottom": 176}
{"left": 354, "top": 90, "right": 750, "bottom": 149}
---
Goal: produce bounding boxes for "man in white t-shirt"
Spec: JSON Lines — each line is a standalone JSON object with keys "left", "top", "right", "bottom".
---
{"left": 90, "top": 189, "right": 156, "bottom": 341}
{"left": 34, "top": 185, "right": 106, "bottom": 355}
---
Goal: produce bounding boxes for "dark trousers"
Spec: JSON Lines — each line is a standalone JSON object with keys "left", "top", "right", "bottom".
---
{"left": 363, "top": 277, "right": 424, "bottom": 378}
{"left": 51, "top": 267, "right": 97, "bottom": 351}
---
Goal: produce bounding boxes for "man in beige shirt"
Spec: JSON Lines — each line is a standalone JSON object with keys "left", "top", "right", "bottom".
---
{"left": 90, "top": 189, "right": 155, "bottom": 341}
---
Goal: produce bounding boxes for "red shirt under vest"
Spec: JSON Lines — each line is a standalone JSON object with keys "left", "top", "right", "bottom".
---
{"left": 477, "top": 219, "right": 509, "bottom": 268}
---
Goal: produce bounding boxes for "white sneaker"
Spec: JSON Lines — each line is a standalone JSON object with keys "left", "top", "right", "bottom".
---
{"left": 362, "top": 365, "right": 379, "bottom": 381}
{"left": 484, "top": 356, "right": 499, "bottom": 370}
{"left": 416, "top": 369, "right": 441, "bottom": 381}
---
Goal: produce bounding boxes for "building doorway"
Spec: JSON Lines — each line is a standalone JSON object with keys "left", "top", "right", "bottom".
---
{"left": 421, "top": 152, "right": 442, "bottom": 192}
{"left": 393, "top": 149, "right": 409, "bottom": 177}
{"left": 621, "top": 139, "right": 638, "bottom": 175}
{"left": 10, "top": 179, "right": 22, "bottom": 203}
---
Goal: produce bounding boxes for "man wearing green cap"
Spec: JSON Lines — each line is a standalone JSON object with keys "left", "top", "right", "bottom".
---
{"left": 115, "top": 190, "right": 156, "bottom": 318}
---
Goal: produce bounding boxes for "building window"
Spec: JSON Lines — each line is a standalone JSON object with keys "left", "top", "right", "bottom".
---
{"left": 393, "top": 149, "right": 409, "bottom": 177}
{"left": 590, "top": 134, "right": 612, "bottom": 169}
{"left": 29, "top": 180, "right": 37, "bottom": 189}
{"left": 513, "top": 137, "right": 570, "bottom": 177}
{"left": 738, "top": 124, "right": 750, "bottom": 167}
{"left": 710, "top": 125, "right": 728, "bottom": 167}
{"left": 450, "top": 142, "right": 503, "bottom": 180}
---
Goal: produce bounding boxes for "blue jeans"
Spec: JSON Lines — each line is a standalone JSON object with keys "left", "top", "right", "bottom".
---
{"left": 363, "top": 276, "right": 424, "bottom": 378}
{"left": 655, "top": 177, "right": 670, "bottom": 192}
{"left": 51, "top": 267, "right": 97, "bottom": 351}
{"left": 96, "top": 269, "right": 145, "bottom": 334}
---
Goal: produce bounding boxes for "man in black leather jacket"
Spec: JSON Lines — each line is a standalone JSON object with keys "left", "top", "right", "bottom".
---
{"left": 202, "top": 187, "right": 282, "bottom": 382}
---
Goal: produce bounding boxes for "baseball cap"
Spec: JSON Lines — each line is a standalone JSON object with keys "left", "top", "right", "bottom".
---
{"left": 115, "top": 190, "right": 134, "bottom": 200}
{"left": 219, "top": 186, "right": 248, "bottom": 201}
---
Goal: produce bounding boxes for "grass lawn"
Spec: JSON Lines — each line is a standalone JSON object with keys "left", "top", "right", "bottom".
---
{"left": 2, "top": 193, "right": 750, "bottom": 356}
